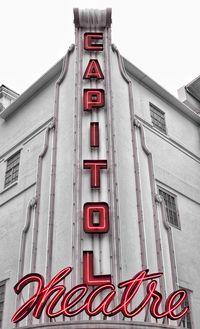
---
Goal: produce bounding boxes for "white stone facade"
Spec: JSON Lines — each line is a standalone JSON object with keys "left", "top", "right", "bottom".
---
{"left": 0, "top": 8, "right": 199, "bottom": 329}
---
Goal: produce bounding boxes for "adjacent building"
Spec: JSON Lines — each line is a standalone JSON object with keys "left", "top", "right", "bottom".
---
{"left": 0, "top": 8, "right": 199, "bottom": 329}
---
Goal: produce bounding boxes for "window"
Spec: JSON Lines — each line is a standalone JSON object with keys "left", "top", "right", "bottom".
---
{"left": 179, "top": 291, "right": 192, "bottom": 328}
{"left": 159, "top": 188, "right": 180, "bottom": 228}
{"left": 4, "top": 151, "right": 20, "bottom": 188}
{"left": 150, "top": 103, "right": 167, "bottom": 134}
{"left": 0, "top": 282, "right": 5, "bottom": 328}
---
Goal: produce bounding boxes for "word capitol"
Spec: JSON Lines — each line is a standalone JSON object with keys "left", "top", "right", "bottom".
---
{"left": 12, "top": 267, "right": 189, "bottom": 322}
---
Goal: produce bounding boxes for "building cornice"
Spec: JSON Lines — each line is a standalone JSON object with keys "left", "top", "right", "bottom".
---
{"left": 123, "top": 57, "right": 200, "bottom": 124}
{"left": 0, "top": 58, "right": 64, "bottom": 120}
{"left": 1, "top": 46, "right": 200, "bottom": 125}
{"left": 0, "top": 84, "right": 19, "bottom": 99}
{"left": 186, "top": 75, "right": 200, "bottom": 103}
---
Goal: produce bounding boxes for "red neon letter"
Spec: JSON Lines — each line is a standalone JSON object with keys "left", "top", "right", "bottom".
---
{"left": 83, "top": 160, "right": 107, "bottom": 188}
{"left": 83, "top": 89, "right": 105, "bottom": 111}
{"left": 83, "top": 251, "right": 111, "bottom": 286}
{"left": 90, "top": 122, "right": 99, "bottom": 148}
{"left": 83, "top": 202, "right": 109, "bottom": 233}
{"left": 110, "top": 270, "right": 162, "bottom": 317}
{"left": 85, "top": 284, "right": 116, "bottom": 316}
{"left": 32, "top": 267, "right": 72, "bottom": 318}
{"left": 84, "top": 33, "right": 103, "bottom": 51}
{"left": 83, "top": 59, "right": 104, "bottom": 80}
{"left": 11, "top": 274, "right": 44, "bottom": 323}
{"left": 60, "top": 284, "right": 88, "bottom": 317}
{"left": 165, "top": 290, "right": 189, "bottom": 320}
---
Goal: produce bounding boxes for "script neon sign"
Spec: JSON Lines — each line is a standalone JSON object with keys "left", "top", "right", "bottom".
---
{"left": 12, "top": 267, "right": 189, "bottom": 322}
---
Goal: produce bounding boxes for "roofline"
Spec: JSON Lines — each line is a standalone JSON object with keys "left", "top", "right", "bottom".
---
{"left": 0, "top": 58, "right": 64, "bottom": 120}
{"left": 186, "top": 74, "right": 200, "bottom": 88}
{"left": 185, "top": 85, "right": 200, "bottom": 103}
{"left": 123, "top": 57, "right": 200, "bottom": 124}
{"left": 1, "top": 50, "right": 200, "bottom": 124}
{"left": 185, "top": 75, "right": 200, "bottom": 103}
{"left": 0, "top": 84, "right": 19, "bottom": 97}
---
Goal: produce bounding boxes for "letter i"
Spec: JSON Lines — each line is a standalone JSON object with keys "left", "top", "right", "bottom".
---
{"left": 90, "top": 122, "right": 99, "bottom": 147}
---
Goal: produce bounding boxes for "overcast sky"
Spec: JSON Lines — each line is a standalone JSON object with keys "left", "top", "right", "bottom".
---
{"left": 1, "top": 0, "right": 200, "bottom": 97}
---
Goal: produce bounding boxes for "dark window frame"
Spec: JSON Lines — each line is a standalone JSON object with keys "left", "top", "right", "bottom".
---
{"left": 179, "top": 288, "right": 193, "bottom": 329}
{"left": 0, "top": 281, "right": 6, "bottom": 328}
{"left": 158, "top": 186, "right": 181, "bottom": 229}
{"left": 4, "top": 151, "right": 20, "bottom": 188}
{"left": 150, "top": 103, "right": 167, "bottom": 134}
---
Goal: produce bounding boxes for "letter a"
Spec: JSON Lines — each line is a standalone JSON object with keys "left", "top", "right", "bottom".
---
{"left": 83, "top": 60, "right": 104, "bottom": 80}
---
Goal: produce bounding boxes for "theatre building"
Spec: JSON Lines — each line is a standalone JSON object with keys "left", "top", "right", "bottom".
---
{"left": 0, "top": 8, "right": 200, "bottom": 329}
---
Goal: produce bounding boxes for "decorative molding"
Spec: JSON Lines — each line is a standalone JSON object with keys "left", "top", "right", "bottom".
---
{"left": 0, "top": 84, "right": 19, "bottom": 100}
{"left": 74, "top": 8, "right": 112, "bottom": 28}
{"left": 135, "top": 115, "right": 200, "bottom": 164}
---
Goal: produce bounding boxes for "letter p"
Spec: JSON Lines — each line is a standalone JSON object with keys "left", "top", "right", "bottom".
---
{"left": 83, "top": 89, "right": 105, "bottom": 111}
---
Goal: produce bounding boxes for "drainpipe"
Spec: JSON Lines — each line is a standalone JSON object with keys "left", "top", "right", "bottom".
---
{"left": 134, "top": 119, "right": 169, "bottom": 324}
{"left": 45, "top": 44, "right": 75, "bottom": 283}
{"left": 27, "top": 121, "right": 55, "bottom": 326}
{"left": 16, "top": 197, "right": 36, "bottom": 317}
{"left": 112, "top": 44, "right": 148, "bottom": 271}
{"left": 31, "top": 120, "right": 55, "bottom": 275}
{"left": 104, "top": 30, "right": 122, "bottom": 318}
{"left": 16, "top": 120, "right": 55, "bottom": 326}
{"left": 111, "top": 44, "right": 150, "bottom": 321}
{"left": 15, "top": 44, "right": 74, "bottom": 326}
{"left": 18, "top": 198, "right": 36, "bottom": 280}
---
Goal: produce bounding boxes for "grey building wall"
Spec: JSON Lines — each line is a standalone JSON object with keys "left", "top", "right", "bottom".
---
{"left": 0, "top": 8, "right": 199, "bottom": 329}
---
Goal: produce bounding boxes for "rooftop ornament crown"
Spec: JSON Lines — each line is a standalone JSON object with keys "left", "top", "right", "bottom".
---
{"left": 73, "top": 8, "right": 112, "bottom": 28}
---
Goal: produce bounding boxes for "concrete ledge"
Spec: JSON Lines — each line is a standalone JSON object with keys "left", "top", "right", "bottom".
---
{"left": 18, "top": 320, "right": 178, "bottom": 329}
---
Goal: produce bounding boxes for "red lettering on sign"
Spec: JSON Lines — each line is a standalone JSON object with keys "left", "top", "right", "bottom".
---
{"left": 83, "top": 202, "right": 109, "bottom": 233}
{"left": 84, "top": 33, "right": 103, "bottom": 51}
{"left": 90, "top": 122, "right": 99, "bottom": 148}
{"left": 83, "top": 59, "right": 104, "bottom": 80}
{"left": 11, "top": 268, "right": 71, "bottom": 322}
{"left": 11, "top": 267, "right": 189, "bottom": 323}
{"left": 83, "top": 160, "right": 107, "bottom": 188}
{"left": 59, "top": 284, "right": 87, "bottom": 317}
{"left": 32, "top": 268, "right": 69, "bottom": 319}
{"left": 84, "top": 284, "right": 115, "bottom": 316}
{"left": 83, "top": 89, "right": 105, "bottom": 111}
{"left": 83, "top": 251, "right": 112, "bottom": 286}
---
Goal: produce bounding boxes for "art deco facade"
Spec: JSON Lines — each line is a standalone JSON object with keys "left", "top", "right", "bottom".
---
{"left": 0, "top": 8, "right": 199, "bottom": 329}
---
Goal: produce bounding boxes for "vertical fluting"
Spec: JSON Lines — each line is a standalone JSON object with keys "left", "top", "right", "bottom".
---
{"left": 104, "top": 30, "right": 122, "bottom": 320}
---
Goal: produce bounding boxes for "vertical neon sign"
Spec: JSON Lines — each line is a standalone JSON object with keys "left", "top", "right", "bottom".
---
{"left": 82, "top": 32, "right": 111, "bottom": 286}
